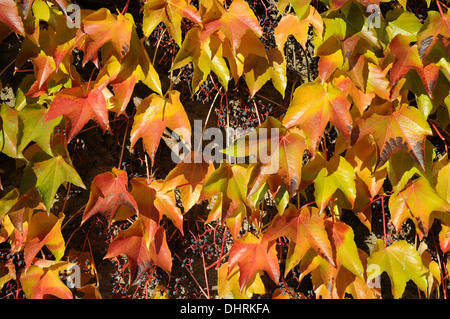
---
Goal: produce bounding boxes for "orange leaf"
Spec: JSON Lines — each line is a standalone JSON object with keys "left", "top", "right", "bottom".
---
{"left": 265, "top": 204, "right": 335, "bottom": 273}
{"left": 24, "top": 211, "right": 65, "bottom": 271}
{"left": 201, "top": 0, "right": 262, "bottom": 53}
{"left": 228, "top": 232, "right": 279, "bottom": 291}
{"left": 20, "top": 259, "right": 73, "bottom": 299}
{"left": 356, "top": 104, "right": 432, "bottom": 171}
{"left": 74, "top": 8, "right": 134, "bottom": 65}
{"left": 389, "top": 34, "right": 440, "bottom": 97}
{"left": 282, "top": 82, "right": 352, "bottom": 156}
{"left": 161, "top": 151, "right": 214, "bottom": 213}
{"left": 389, "top": 177, "right": 450, "bottom": 239}
{"left": 81, "top": 168, "right": 139, "bottom": 226}
{"left": 130, "top": 91, "right": 191, "bottom": 166}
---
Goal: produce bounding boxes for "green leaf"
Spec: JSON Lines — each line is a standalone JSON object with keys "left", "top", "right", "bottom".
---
{"left": 327, "top": 219, "right": 364, "bottom": 280}
{"left": 21, "top": 144, "right": 86, "bottom": 211}
{"left": 0, "top": 104, "right": 19, "bottom": 158}
{"left": 199, "top": 162, "right": 252, "bottom": 238}
{"left": 172, "top": 27, "right": 230, "bottom": 94}
{"left": 17, "top": 104, "right": 61, "bottom": 156}
{"left": 303, "top": 152, "right": 356, "bottom": 213}
{"left": 367, "top": 239, "right": 427, "bottom": 299}
{"left": 386, "top": 9, "right": 422, "bottom": 42}
{"left": 387, "top": 140, "right": 434, "bottom": 193}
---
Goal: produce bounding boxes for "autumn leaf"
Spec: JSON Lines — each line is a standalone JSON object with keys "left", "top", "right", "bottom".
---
{"left": 276, "top": 0, "right": 311, "bottom": 19}
{"left": 17, "top": 104, "right": 61, "bottom": 156}
{"left": 0, "top": 260, "right": 16, "bottom": 290}
{"left": 104, "top": 217, "right": 172, "bottom": 283}
{"left": 20, "top": 144, "right": 86, "bottom": 212}
{"left": 23, "top": 211, "right": 65, "bottom": 271}
{"left": 143, "top": 0, "right": 201, "bottom": 46}
{"left": 387, "top": 140, "right": 434, "bottom": 193}
{"left": 274, "top": 7, "right": 323, "bottom": 50}
{"left": 120, "top": 177, "right": 184, "bottom": 238}
{"left": 25, "top": 51, "right": 56, "bottom": 98}
{"left": 201, "top": 0, "right": 262, "bottom": 53}
{"left": 326, "top": 219, "right": 364, "bottom": 280}
{"left": 95, "top": 26, "right": 162, "bottom": 114}
{"left": 0, "top": 0, "right": 25, "bottom": 35}
{"left": 345, "top": 134, "right": 387, "bottom": 213}
{"left": 81, "top": 168, "right": 139, "bottom": 226}
{"left": 218, "top": 261, "right": 265, "bottom": 299}
{"left": 0, "top": 103, "right": 19, "bottom": 158}
{"left": 19, "top": 259, "right": 74, "bottom": 299}
{"left": 439, "top": 224, "right": 450, "bottom": 253}
{"left": 389, "top": 34, "right": 440, "bottom": 97}
{"left": 223, "top": 117, "right": 306, "bottom": 197}
{"left": 282, "top": 82, "right": 352, "bottom": 156}
{"left": 161, "top": 151, "right": 214, "bottom": 213}
{"left": 432, "top": 156, "right": 450, "bottom": 203}
{"left": 416, "top": 10, "right": 450, "bottom": 60}
{"left": 389, "top": 177, "right": 450, "bottom": 239}
{"left": 265, "top": 204, "right": 335, "bottom": 274}
{"left": 301, "top": 152, "right": 356, "bottom": 213}
{"left": 18, "top": 0, "right": 67, "bottom": 18}
{"left": 45, "top": 84, "right": 109, "bottom": 143}
{"left": 172, "top": 27, "right": 230, "bottom": 94}
{"left": 74, "top": 8, "right": 134, "bottom": 66}
{"left": 3, "top": 188, "right": 44, "bottom": 252}
{"left": 130, "top": 91, "right": 191, "bottom": 166}
{"left": 367, "top": 239, "right": 427, "bottom": 299}
{"left": 228, "top": 232, "right": 279, "bottom": 291}
{"left": 198, "top": 162, "right": 251, "bottom": 235}
{"left": 356, "top": 104, "right": 432, "bottom": 172}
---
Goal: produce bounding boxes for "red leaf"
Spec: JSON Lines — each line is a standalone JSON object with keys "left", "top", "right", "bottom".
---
{"left": 45, "top": 84, "right": 109, "bottom": 143}
{"left": 81, "top": 168, "right": 139, "bottom": 226}
{"left": 0, "top": 0, "right": 25, "bottom": 35}
{"left": 104, "top": 218, "right": 172, "bottom": 283}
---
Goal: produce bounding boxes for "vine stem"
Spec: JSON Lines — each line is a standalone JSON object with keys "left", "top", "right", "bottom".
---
{"left": 118, "top": 120, "right": 130, "bottom": 170}
{"left": 152, "top": 28, "right": 167, "bottom": 66}
{"left": 200, "top": 250, "right": 211, "bottom": 298}
{"left": 381, "top": 196, "right": 387, "bottom": 246}
{"left": 215, "top": 225, "right": 229, "bottom": 270}
{"left": 121, "top": 0, "right": 131, "bottom": 15}
{"left": 173, "top": 251, "right": 209, "bottom": 298}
